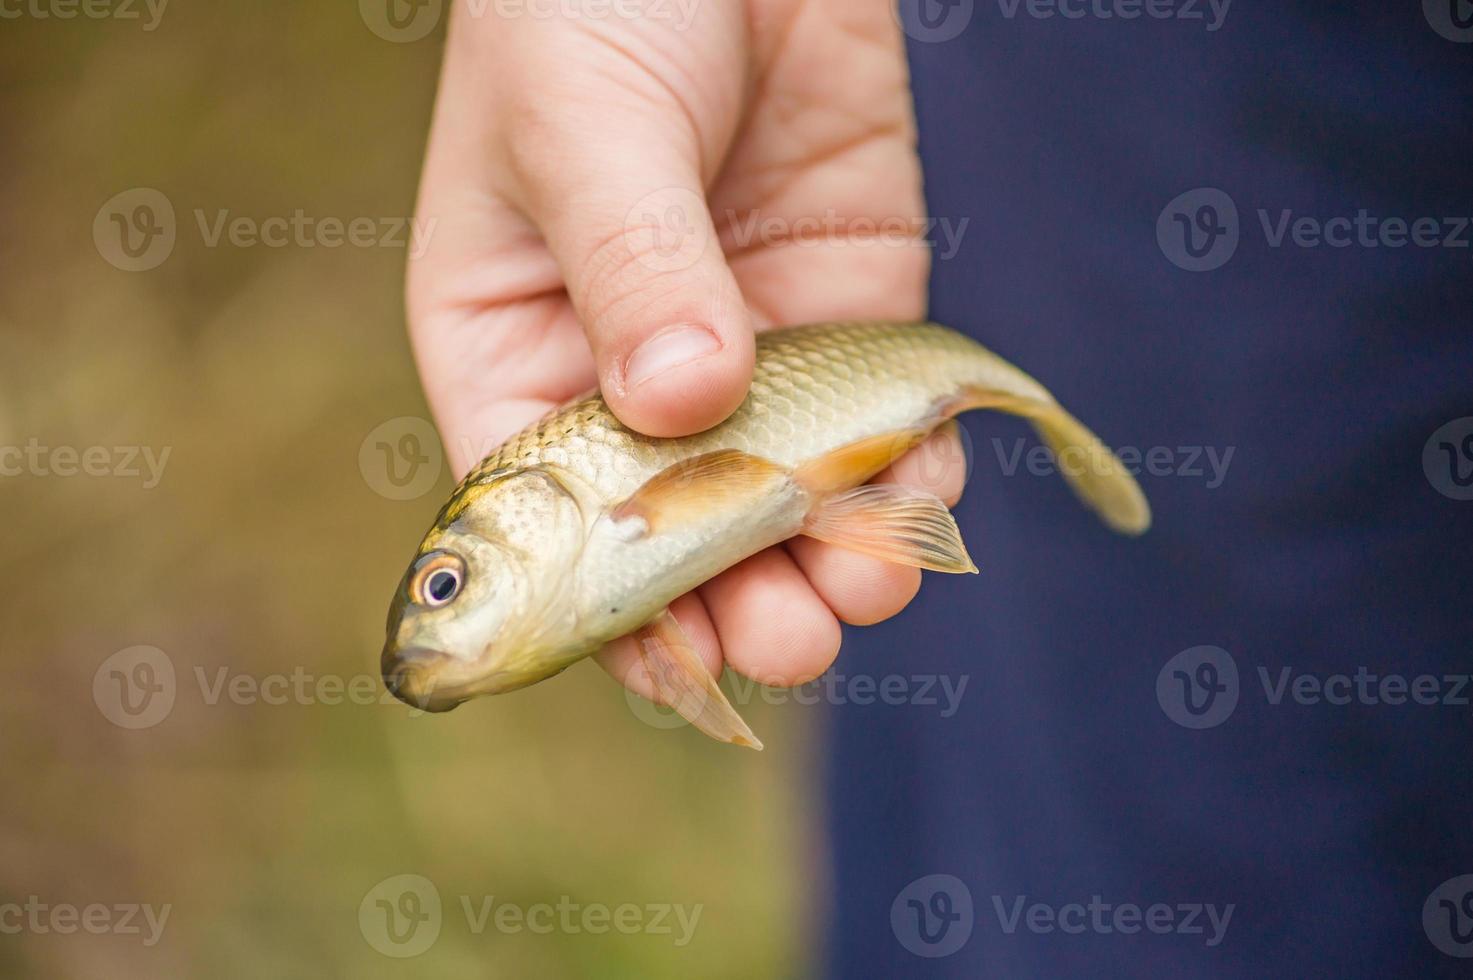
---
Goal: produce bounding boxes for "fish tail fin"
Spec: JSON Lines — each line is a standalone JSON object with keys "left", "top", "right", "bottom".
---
{"left": 946, "top": 383, "right": 1152, "bottom": 536}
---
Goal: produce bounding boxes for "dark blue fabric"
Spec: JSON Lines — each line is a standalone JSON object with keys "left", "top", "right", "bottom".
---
{"left": 824, "top": 4, "right": 1473, "bottom": 978}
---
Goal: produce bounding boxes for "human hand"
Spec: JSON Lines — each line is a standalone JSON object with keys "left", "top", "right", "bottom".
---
{"left": 407, "top": 0, "right": 967, "bottom": 707}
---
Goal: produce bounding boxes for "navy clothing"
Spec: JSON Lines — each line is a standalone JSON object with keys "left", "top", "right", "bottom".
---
{"left": 825, "top": 4, "right": 1472, "bottom": 977}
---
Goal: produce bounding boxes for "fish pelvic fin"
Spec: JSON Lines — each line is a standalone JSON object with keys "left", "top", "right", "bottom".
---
{"left": 635, "top": 608, "right": 763, "bottom": 751}
{"left": 801, "top": 484, "right": 978, "bottom": 574}
{"left": 611, "top": 450, "right": 790, "bottom": 535}
{"left": 944, "top": 386, "right": 1152, "bottom": 536}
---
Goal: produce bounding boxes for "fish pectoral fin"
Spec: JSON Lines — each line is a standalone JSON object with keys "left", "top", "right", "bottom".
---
{"left": 801, "top": 484, "right": 978, "bottom": 574}
{"left": 611, "top": 450, "right": 791, "bottom": 535}
{"left": 943, "top": 387, "right": 1151, "bottom": 536}
{"left": 634, "top": 608, "right": 764, "bottom": 751}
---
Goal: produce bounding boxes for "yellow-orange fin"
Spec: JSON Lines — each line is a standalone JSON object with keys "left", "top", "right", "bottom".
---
{"left": 801, "top": 484, "right": 978, "bottom": 574}
{"left": 635, "top": 608, "right": 763, "bottom": 750}
{"left": 792, "top": 429, "right": 930, "bottom": 496}
{"left": 612, "top": 450, "right": 790, "bottom": 534}
{"left": 943, "top": 387, "right": 1151, "bottom": 536}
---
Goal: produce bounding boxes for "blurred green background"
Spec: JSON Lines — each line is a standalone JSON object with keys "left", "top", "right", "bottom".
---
{"left": 0, "top": 4, "right": 815, "bottom": 976}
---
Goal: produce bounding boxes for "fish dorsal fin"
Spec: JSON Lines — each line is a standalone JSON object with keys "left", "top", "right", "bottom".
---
{"left": 801, "top": 483, "right": 978, "bottom": 574}
{"left": 635, "top": 608, "right": 763, "bottom": 750}
{"left": 611, "top": 450, "right": 790, "bottom": 533}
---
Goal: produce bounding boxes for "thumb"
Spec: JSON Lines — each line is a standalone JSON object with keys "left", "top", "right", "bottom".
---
{"left": 512, "top": 126, "right": 754, "bottom": 438}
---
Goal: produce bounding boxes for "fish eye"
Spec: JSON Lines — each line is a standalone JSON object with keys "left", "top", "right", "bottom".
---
{"left": 410, "top": 552, "right": 466, "bottom": 608}
{"left": 426, "top": 569, "right": 459, "bottom": 604}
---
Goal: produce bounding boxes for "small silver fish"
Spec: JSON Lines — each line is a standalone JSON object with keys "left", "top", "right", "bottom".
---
{"left": 382, "top": 322, "right": 1149, "bottom": 748}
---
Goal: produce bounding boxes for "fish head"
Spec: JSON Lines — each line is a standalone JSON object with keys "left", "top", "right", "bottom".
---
{"left": 381, "top": 467, "right": 586, "bottom": 712}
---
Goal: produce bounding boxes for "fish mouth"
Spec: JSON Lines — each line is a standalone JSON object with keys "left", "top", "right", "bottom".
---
{"left": 381, "top": 645, "right": 468, "bottom": 713}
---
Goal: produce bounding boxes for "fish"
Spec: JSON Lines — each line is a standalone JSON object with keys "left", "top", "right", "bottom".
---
{"left": 381, "top": 321, "right": 1150, "bottom": 748}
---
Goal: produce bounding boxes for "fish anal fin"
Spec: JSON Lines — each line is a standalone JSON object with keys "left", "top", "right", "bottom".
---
{"left": 801, "top": 483, "right": 978, "bottom": 574}
{"left": 612, "top": 450, "right": 790, "bottom": 534}
{"left": 792, "top": 428, "right": 931, "bottom": 496}
{"left": 635, "top": 608, "right": 763, "bottom": 750}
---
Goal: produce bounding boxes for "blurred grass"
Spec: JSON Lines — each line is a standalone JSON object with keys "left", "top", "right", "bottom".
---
{"left": 0, "top": 5, "right": 816, "bottom": 976}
